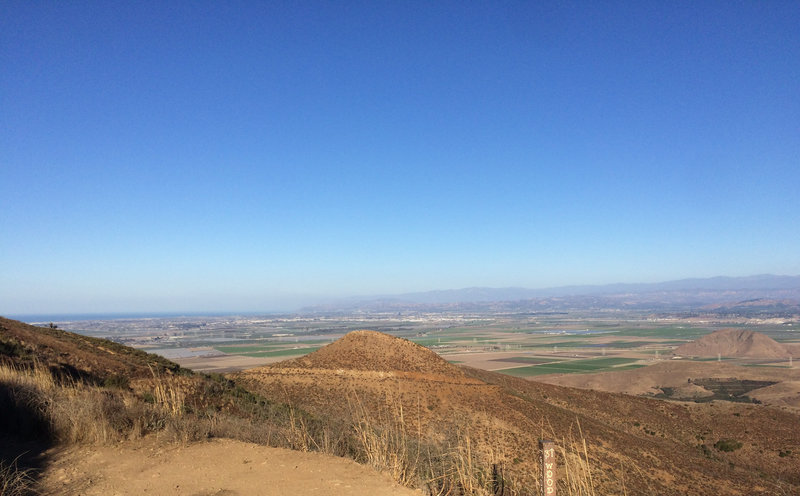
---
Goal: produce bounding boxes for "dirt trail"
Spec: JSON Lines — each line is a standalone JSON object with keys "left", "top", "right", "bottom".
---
{"left": 38, "top": 438, "right": 421, "bottom": 496}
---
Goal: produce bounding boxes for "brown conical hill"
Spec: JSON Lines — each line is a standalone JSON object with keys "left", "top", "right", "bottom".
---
{"left": 674, "top": 328, "right": 792, "bottom": 358}
{"left": 272, "top": 330, "right": 464, "bottom": 379}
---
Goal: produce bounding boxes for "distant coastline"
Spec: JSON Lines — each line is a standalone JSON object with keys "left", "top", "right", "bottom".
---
{"left": 9, "top": 311, "right": 276, "bottom": 324}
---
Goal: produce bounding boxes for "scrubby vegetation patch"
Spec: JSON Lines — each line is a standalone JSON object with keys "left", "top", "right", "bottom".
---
{"left": 714, "top": 439, "right": 743, "bottom": 452}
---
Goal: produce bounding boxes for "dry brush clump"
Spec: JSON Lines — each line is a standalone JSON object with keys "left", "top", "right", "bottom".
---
{"left": 0, "top": 456, "right": 36, "bottom": 496}
{"left": 0, "top": 360, "right": 264, "bottom": 447}
{"left": 549, "top": 421, "right": 598, "bottom": 496}
{"left": 0, "top": 360, "right": 176, "bottom": 445}
{"left": 349, "top": 391, "right": 422, "bottom": 487}
{"left": 340, "top": 388, "right": 610, "bottom": 496}
{"left": 2, "top": 362, "right": 226, "bottom": 448}
{"left": 342, "top": 390, "right": 598, "bottom": 496}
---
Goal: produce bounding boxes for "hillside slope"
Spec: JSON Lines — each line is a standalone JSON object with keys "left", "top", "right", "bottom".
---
{"left": 238, "top": 330, "right": 800, "bottom": 495}
{"left": 0, "top": 316, "right": 182, "bottom": 382}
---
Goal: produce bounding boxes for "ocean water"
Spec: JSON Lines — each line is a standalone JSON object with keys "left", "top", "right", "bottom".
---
{"left": 8, "top": 311, "right": 257, "bottom": 324}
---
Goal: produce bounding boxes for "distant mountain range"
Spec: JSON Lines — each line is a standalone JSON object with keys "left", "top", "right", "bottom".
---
{"left": 302, "top": 274, "right": 800, "bottom": 314}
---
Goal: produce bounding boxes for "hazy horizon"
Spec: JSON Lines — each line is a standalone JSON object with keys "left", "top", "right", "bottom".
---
{"left": 5, "top": 272, "right": 800, "bottom": 317}
{"left": 2, "top": 3, "right": 798, "bottom": 315}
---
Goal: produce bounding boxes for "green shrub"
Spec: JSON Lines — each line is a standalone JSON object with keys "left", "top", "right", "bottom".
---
{"left": 103, "top": 374, "right": 130, "bottom": 390}
{"left": 0, "top": 339, "right": 28, "bottom": 358}
{"left": 714, "top": 439, "right": 742, "bottom": 452}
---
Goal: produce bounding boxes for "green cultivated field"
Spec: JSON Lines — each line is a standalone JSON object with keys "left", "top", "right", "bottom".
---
{"left": 215, "top": 344, "right": 283, "bottom": 354}
{"left": 214, "top": 344, "right": 322, "bottom": 358}
{"left": 233, "top": 347, "right": 322, "bottom": 358}
{"left": 493, "top": 356, "right": 564, "bottom": 365}
{"left": 609, "top": 327, "right": 710, "bottom": 339}
{"left": 409, "top": 337, "right": 463, "bottom": 346}
{"left": 523, "top": 340, "right": 591, "bottom": 349}
{"left": 500, "top": 357, "right": 642, "bottom": 377}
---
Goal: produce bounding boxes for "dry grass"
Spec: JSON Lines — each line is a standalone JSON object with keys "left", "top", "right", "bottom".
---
{"left": 350, "top": 391, "right": 421, "bottom": 487}
{"left": 0, "top": 361, "right": 607, "bottom": 495}
{"left": 0, "top": 456, "right": 35, "bottom": 496}
{"left": 552, "top": 421, "right": 598, "bottom": 496}
{"left": 0, "top": 360, "right": 58, "bottom": 390}
{"left": 148, "top": 365, "right": 185, "bottom": 418}
{"left": 344, "top": 390, "right": 608, "bottom": 496}
{"left": 284, "top": 404, "right": 319, "bottom": 452}
{"left": 344, "top": 390, "right": 599, "bottom": 496}
{"left": 0, "top": 361, "right": 193, "bottom": 445}
{"left": 423, "top": 425, "right": 494, "bottom": 496}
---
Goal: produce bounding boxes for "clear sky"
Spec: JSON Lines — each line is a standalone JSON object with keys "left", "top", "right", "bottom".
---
{"left": 2, "top": 1, "right": 799, "bottom": 314}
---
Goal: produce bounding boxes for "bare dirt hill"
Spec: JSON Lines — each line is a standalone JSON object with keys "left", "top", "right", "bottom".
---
{"left": 273, "top": 330, "right": 465, "bottom": 379}
{"left": 38, "top": 438, "right": 420, "bottom": 496}
{"left": 238, "top": 331, "right": 800, "bottom": 495}
{"left": 674, "top": 328, "right": 792, "bottom": 358}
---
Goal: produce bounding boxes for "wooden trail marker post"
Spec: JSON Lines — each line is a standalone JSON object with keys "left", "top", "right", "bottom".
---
{"left": 540, "top": 439, "right": 556, "bottom": 496}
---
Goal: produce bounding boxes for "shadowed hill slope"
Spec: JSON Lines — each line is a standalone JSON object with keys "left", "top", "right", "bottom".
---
{"left": 674, "top": 328, "right": 793, "bottom": 358}
{"left": 238, "top": 330, "right": 800, "bottom": 495}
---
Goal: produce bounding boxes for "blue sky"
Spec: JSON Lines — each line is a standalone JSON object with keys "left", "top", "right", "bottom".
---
{"left": 2, "top": 1, "right": 799, "bottom": 314}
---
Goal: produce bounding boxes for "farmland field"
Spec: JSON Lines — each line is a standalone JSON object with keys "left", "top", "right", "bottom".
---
{"left": 50, "top": 310, "right": 800, "bottom": 376}
{"left": 232, "top": 347, "right": 322, "bottom": 358}
{"left": 175, "top": 314, "right": 800, "bottom": 374}
{"left": 501, "top": 357, "right": 643, "bottom": 377}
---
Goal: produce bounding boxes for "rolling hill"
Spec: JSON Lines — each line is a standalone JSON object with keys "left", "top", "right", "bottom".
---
{"left": 674, "top": 329, "right": 793, "bottom": 358}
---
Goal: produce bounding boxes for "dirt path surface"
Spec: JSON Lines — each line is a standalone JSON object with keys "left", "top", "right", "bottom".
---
{"left": 38, "top": 438, "right": 421, "bottom": 496}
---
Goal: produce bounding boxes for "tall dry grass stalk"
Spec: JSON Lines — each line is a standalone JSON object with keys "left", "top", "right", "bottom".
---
{"left": 148, "top": 365, "right": 185, "bottom": 417}
{"left": 349, "top": 391, "right": 421, "bottom": 487}
{"left": 0, "top": 456, "right": 35, "bottom": 496}
{"left": 284, "top": 404, "right": 320, "bottom": 452}
{"left": 425, "top": 424, "right": 495, "bottom": 496}
{"left": 346, "top": 390, "right": 510, "bottom": 495}
{"left": 541, "top": 419, "right": 607, "bottom": 496}
{"left": 558, "top": 421, "right": 595, "bottom": 495}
